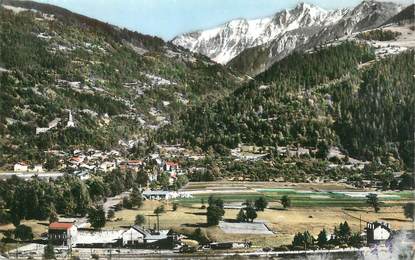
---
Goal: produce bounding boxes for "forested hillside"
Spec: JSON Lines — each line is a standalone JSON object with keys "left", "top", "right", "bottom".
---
{"left": 0, "top": 2, "right": 241, "bottom": 165}
{"left": 158, "top": 42, "right": 414, "bottom": 170}
{"left": 331, "top": 51, "right": 414, "bottom": 169}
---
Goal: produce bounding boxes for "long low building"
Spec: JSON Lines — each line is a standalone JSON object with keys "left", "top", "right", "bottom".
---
{"left": 0, "top": 171, "right": 65, "bottom": 180}
{"left": 75, "top": 229, "right": 125, "bottom": 248}
{"left": 142, "top": 190, "right": 192, "bottom": 200}
{"left": 122, "top": 225, "right": 177, "bottom": 249}
{"left": 48, "top": 222, "right": 179, "bottom": 249}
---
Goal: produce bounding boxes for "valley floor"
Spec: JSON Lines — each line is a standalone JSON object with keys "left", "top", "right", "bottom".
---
{"left": 104, "top": 204, "right": 412, "bottom": 248}
{"left": 101, "top": 181, "right": 413, "bottom": 247}
{"left": 1, "top": 181, "right": 412, "bottom": 248}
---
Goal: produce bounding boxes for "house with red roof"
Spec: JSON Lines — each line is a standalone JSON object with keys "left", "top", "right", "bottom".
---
{"left": 69, "top": 156, "right": 84, "bottom": 165}
{"left": 164, "top": 161, "right": 179, "bottom": 172}
{"left": 48, "top": 221, "right": 78, "bottom": 247}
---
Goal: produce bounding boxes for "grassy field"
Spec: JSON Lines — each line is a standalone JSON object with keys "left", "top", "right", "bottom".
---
{"left": 104, "top": 182, "right": 415, "bottom": 247}
{"left": 104, "top": 199, "right": 413, "bottom": 247}
{"left": 0, "top": 220, "right": 49, "bottom": 242}
{"left": 1, "top": 181, "right": 412, "bottom": 249}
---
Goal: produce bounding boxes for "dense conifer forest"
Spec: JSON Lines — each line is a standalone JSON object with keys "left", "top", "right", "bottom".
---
{"left": 158, "top": 43, "right": 414, "bottom": 171}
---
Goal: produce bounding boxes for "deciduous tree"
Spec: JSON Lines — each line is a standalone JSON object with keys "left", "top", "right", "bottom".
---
{"left": 88, "top": 206, "right": 106, "bottom": 229}
{"left": 245, "top": 205, "right": 257, "bottom": 223}
{"left": 14, "top": 224, "right": 33, "bottom": 241}
{"left": 135, "top": 214, "right": 145, "bottom": 226}
{"left": 207, "top": 196, "right": 225, "bottom": 226}
{"left": 254, "top": 196, "right": 268, "bottom": 211}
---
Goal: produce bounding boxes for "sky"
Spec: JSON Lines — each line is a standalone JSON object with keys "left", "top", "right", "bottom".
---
{"left": 34, "top": 0, "right": 411, "bottom": 40}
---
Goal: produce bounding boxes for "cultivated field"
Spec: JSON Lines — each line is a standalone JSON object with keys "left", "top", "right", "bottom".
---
{"left": 179, "top": 181, "right": 413, "bottom": 208}
{"left": 181, "top": 181, "right": 360, "bottom": 192}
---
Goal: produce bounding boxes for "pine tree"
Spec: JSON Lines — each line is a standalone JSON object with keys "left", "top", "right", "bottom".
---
{"left": 317, "top": 229, "right": 328, "bottom": 248}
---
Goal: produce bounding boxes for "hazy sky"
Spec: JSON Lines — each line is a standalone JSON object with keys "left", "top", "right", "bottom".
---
{"left": 34, "top": 0, "right": 411, "bottom": 40}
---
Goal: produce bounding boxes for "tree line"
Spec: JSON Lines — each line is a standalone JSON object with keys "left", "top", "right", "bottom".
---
{"left": 0, "top": 169, "right": 148, "bottom": 225}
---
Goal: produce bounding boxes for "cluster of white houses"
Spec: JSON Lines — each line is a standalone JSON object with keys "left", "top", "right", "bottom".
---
{"left": 48, "top": 221, "right": 179, "bottom": 249}
{"left": 11, "top": 149, "right": 184, "bottom": 185}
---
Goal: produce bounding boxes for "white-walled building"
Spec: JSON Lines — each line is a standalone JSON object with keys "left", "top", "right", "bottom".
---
{"left": 48, "top": 221, "right": 78, "bottom": 247}
{"left": 164, "top": 161, "right": 179, "bottom": 172}
{"left": 122, "top": 226, "right": 149, "bottom": 246}
{"left": 142, "top": 190, "right": 192, "bottom": 200}
{"left": 366, "top": 222, "right": 391, "bottom": 244}
{"left": 14, "top": 162, "right": 29, "bottom": 172}
{"left": 99, "top": 161, "right": 116, "bottom": 172}
{"left": 67, "top": 110, "right": 75, "bottom": 128}
{"left": 122, "top": 226, "right": 172, "bottom": 247}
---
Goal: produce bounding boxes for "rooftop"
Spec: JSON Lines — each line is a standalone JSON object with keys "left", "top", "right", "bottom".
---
{"left": 76, "top": 230, "right": 124, "bottom": 245}
{"left": 49, "top": 222, "right": 74, "bottom": 230}
{"left": 142, "top": 190, "right": 175, "bottom": 196}
{"left": 165, "top": 162, "right": 179, "bottom": 166}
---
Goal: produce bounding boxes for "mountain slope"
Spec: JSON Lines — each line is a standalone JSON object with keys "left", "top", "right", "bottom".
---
{"left": 0, "top": 1, "right": 242, "bottom": 165}
{"left": 173, "top": 1, "right": 402, "bottom": 76}
{"left": 384, "top": 4, "right": 415, "bottom": 25}
{"left": 159, "top": 42, "right": 414, "bottom": 170}
{"left": 173, "top": 3, "right": 345, "bottom": 65}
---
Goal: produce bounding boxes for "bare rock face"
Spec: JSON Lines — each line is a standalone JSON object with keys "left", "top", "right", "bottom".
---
{"left": 172, "top": 1, "right": 402, "bottom": 75}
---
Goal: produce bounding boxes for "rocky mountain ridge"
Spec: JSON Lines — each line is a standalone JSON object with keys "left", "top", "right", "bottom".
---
{"left": 173, "top": 1, "right": 403, "bottom": 75}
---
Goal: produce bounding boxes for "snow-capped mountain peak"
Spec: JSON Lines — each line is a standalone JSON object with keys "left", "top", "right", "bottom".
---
{"left": 172, "top": 1, "right": 401, "bottom": 67}
{"left": 172, "top": 2, "right": 344, "bottom": 64}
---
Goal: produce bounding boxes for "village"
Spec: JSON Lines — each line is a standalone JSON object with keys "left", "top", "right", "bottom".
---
{"left": 1, "top": 137, "right": 414, "bottom": 259}
{"left": 1, "top": 145, "right": 414, "bottom": 259}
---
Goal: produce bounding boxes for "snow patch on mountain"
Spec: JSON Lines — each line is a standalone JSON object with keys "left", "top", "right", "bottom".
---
{"left": 172, "top": 1, "right": 402, "bottom": 67}
{"left": 173, "top": 3, "right": 345, "bottom": 64}
{"left": 2, "top": 4, "right": 29, "bottom": 13}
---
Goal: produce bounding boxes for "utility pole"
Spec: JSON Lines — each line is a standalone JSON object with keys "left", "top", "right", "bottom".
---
{"left": 360, "top": 214, "right": 362, "bottom": 234}
{"left": 157, "top": 213, "right": 160, "bottom": 232}
{"left": 68, "top": 233, "right": 72, "bottom": 260}
{"left": 412, "top": 125, "right": 414, "bottom": 231}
